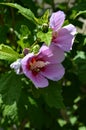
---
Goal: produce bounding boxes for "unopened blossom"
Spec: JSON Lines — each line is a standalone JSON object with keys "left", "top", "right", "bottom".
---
{"left": 21, "top": 44, "right": 65, "bottom": 88}
{"left": 23, "top": 48, "right": 30, "bottom": 56}
{"left": 49, "top": 11, "right": 76, "bottom": 52}
{"left": 10, "top": 59, "right": 23, "bottom": 74}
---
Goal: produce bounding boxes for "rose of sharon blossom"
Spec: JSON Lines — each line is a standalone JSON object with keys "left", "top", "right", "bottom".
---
{"left": 49, "top": 11, "right": 76, "bottom": 52}
{"left": 21, "top": 44, "right": 65, "bottom": 88}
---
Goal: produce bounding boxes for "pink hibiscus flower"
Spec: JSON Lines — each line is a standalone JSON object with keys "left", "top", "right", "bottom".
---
{"left": 21, "top": 44, "right": 65, "bottom": 88}
{"left": 49, "top": 11, "right": 76, "bottom": 52}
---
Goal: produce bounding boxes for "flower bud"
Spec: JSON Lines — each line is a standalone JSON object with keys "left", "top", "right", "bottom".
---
{"left": 23, "top": 48, "right": 30, "bottom": 56}
{"left": 32, "top": 44, "right": 40, "bottom": 54}
{"left": 42, "top": 23, "right": 49, "bottom": 33}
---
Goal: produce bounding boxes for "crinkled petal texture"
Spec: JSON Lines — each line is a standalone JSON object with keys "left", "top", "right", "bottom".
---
{"left": 21, "top": 45, "right": 65, "bottom": 88}
{"left": 52, "top": 24, "right": 76, "bottom": 52}
{"left": 49, "top": 11, "right": 65, "bottom": 31}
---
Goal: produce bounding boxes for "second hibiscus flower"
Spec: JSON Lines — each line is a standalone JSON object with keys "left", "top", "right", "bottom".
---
{"left": 49, "top": 11, "right": 76, "bottom": 52}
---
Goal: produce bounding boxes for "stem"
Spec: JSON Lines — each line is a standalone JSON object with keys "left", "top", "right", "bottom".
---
{"left": 51, "top": 0, "right": 55, "bottom": 11}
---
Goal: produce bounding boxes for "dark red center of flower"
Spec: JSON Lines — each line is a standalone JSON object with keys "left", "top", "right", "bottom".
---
{"left": 28, "top": 57, "right": 49, "bottom": 75}
{"left": 52, "top": 31, "right": 58, "bottom": 42}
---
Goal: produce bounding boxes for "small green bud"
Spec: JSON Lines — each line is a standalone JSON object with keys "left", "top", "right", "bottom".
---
{"left": 32, "top": 44, "right": 40, "bottom": 54}
{"left": 42, "top": 23, "right": 49, "bottom": 33}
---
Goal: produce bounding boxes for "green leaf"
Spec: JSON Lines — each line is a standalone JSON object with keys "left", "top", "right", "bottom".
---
{"left": 3, "top": 102, "right": 18, "bottom": 121}
{"left": 74, "top": 51, "right": 86, "bottom": 83}
{"left": 75, "top": 10, "right": 86, "bottom": 18}
{"left": 0, "top": 44, "right": 19, "bottom": 61}
{"left": 0, "top": 72, "right": 22, "bottom": 104}
{"left": 72, "top": 2, "right": 86, "bottom": 12}
{"left": 41, "top": 82, "right": 65, "bottom": 109}
{"left": 15, "top": 25, "right": 31, "bottom": 49}
{"left": 38, "top": 10, "right": 50, "bottom": 25}
{"left": 20, "top": 25, "right": 31, "bottom": 38}
{"left": 0, "top": 3, "right": 38, "bottom": 24}
{"left": 37, "top": 29, "right": 52, "bottom": 46}
{"left": 74, "top": 51, "right": 86, "bottom": 60}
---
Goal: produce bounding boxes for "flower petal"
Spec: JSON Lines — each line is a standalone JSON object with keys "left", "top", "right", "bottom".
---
{"left": 49, "top": 11, "right": 65, "bottom": 31}
{"left": 21, "top": 54, "right": 49, "bottom": 88}
{"left": 53, "top": 26, "right": 76, "bottom": 52}
{"left": 38, "top": 44, "right": 64, "bottom": 63}
{"left": 23, "top": 69, "right": 48, "bottom": 88}
{"left": 39, "top": 44, "right": 53, "bottom": 58}
{"left": 10, "top": 59, "right": 23, "bottom": 74}
{"left": 30, "top": 73, "right": 49, "bottom": 88}
{"left": 49, "top": 44, "right": 65, "bottom": 63}
{"left": 64, "top": 24, "right": 76, "bottom": 35}
{"left": 21, "top": 52, "right": 34, "bottom": 66}
{"left": 41, "top": 63, "right": 65, "bottom": 81}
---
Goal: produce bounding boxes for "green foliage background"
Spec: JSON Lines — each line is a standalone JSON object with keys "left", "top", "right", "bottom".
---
{"left": 0, "top": 0, "right": 86, "bottom": 129}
